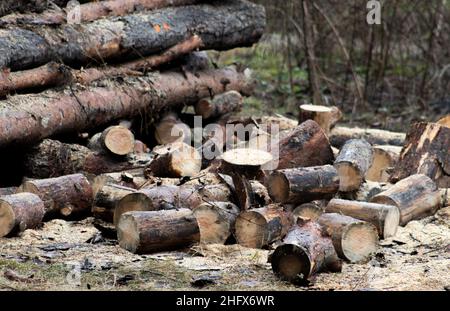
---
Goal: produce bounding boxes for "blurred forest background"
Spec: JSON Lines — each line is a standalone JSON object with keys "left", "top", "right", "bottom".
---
{"left": 212, "top": 0, "right": 450, "bottom": 131}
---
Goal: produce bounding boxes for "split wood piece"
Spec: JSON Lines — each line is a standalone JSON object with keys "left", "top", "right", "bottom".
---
{"left": 0, "top": 0, "right": 265, "bottom": 71}
{"left": 366, "top": 145, "right": 402, "bottom": 182}
{"left": 330, "top": 126, "right": 406, "bottom": 148}
{"left": 271, "top": 218, "right": 342, "bottom": 284}
{"left": 390, "top": 122, "right": 450, "bottom": 188}
{"left": 0, "top": 187, "right": 17, "bottom": 196}
{"left": 146, "top": 142, "right": 202, "bottom": 178}
{"left": 0, "top": 193, "right": 45, "bottom": 237}
{"left": 93, "top": 184, "right": 136, "bottom": 223}
{"left": 195, "top": 91, "right": 243, "bottom": 120}
{"left": 21, "top": 174, "right": 93, "bottom": 219}
{"left": 117, "top": 209, "right": 200, "bottom": 254}
{"left": 325, "top": 199, "right": 400, "bottom": 239}
{"left": 91, "top": 169, "right": 146, "bottom": 197}
{"left": 234, "top": 205, "right": 293, "bottom": 249}
{"left": 317, "top": 213, "right": 379, "bottom": 263}
{"left": 292, "top": 201, "right": 327, "bottom": 221}
{"left": 370, "top": 174, "right": 441, "bottom": 226}
{"left": 277, "top": 120, "right": 334, "bottom": 170}
{"left": 193, "top": 202, "right": 240, "bottom": 245}
{"left": 298, "top": 104, "right": 342, "bottom": 135}
{"left": 339, "top": 181, "right": 393, "bottom": 202}
{"left": 154, "top": 113, "right": 190, "bottom": 145}
{"left": 267, "top": 165, "right": 340, "bottom": 205}
{"left": 334, "top": 139, "right": 373, "bottom": 192}
{"left": 88, "top": 126, "right": 135, "bottom": 156}
{"left": 437, "top": 115, "right": 450, "bottom": 127}
{"left": 0, "top": 66, "right": 252, "bottom": 148}
{"left": 24, "top": 139, "right": 152, "bottom": 178}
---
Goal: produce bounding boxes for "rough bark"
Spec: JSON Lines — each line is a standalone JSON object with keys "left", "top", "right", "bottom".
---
{"left": 195, "top": 91, "right": 243, "bottom": 120}
{"left": 370, "top": 174, "right": 441, "bottom": 226}
{"left": 330, "top": 126, "right": 406, "bottom": 148}
{"left": 298, "top": 104, "right": 342, "bottom": 135}
{"left": 0, "top": 0, "right": 71, "bottom": 16}
{"left": 366, "top": 145, "right": 402, "bottom": 182}
{"left": 117, "top": 209, "right": 200, "bottom": 254}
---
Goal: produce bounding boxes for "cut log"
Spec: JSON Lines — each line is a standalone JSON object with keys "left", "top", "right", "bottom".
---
{"left": 0, "top": 0, "right": 265, "bottom": 71}
{"left": 317, "top": 213, "right": 378, "bottom": 263}
{"left": 195, "top": 91, "right": 243, "bottom": 120}
{"left": 88, "top": 126, "right": 135, "bottom": 156}
{"left": 437, "top": 115, "right": 450, "bottom": 127}
{"left": 298, "top": 104, "right": 342, "bottom": 134}
{"left": 390, "top": 122, "right": 450, "bottom": 188}
{"left": 334, "top": 139, "right": 373, "bottom": 192}
{"left": 117, "top": 209, "right": 200, "bottom": 254}
{"left": 0, "top": 66, "right": 253, "bottom": 148}
{"left": 267, "top": 165, "right": 340, "bottom": 205}
{"left": 338, "top": 181, "right": 393, "bottom": 202}
{"left": 146, "top": 142, "right": 201, "bottom": 178}
{"left": 276, "top": 120, "right": 334, "bottom": 170}
{"left": 24, "top": 139, "right": 152, "bottom": 178}
{"left": 154, "top": 113, "right": 189, "bottom": 145}
{"left": 93, "top": 184, "right": 136, "bottom": 222}
{"left": 370, "top": 174, "right": 441, "bottom": 226}
{"left": 325, "top": 199, "right": 400, "bottom": 239}
{"left": 234, "top": 205, "right": 293, "bottom": 249}
{"left": 271, "top": 218, "right": 342, "bottom": 284}
{"left": 366, "top": 145, "right": 402, "bottom": 182}
{"left": 20, "top": 174, "right": 93, "bottom": 219}
{"left": 330, "top": 126, "right": 406, "bottom": 148}
{"left": 292, "top": 201, "right": 327, "bottom": 221}
{"left": 0, "top": 193, "right": 45, "bottom": 237}
{"left": 193, "top": 202, "right": 239, "bottom": 244}
{"left": 91, "top": 169, "right": 146, "bottom": 197}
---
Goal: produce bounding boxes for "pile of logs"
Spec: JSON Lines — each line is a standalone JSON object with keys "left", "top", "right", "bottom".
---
{"left": 0, "top": 0, "right": 449, "bottom": 287}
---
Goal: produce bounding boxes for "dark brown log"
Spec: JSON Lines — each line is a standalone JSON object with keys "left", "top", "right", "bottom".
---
{"left": 330, "top": 126, "right": 406, "bottom": 148}
{"left": 88, "top": 126, "right": 135, "bottom": 156}
{"left": 325, "top": 199, "right": 399, "bottom": 239}
{"left": 154, "top": 113, "right": 189, "bottom": 146}
{"left": 0, "top": 0, "right": 265, "bottom": 71}
{"left": 0, "top": 193, "right": 45, "bottom": 237}
{"left": 298, "top": 104, "right": 342, "bottom": 135}
{"left": 390, "top": 122, "right": 450, "bottom": 188}
{"left": 24, "top": 139, "right": 152, "bottom": 178}
{"left": 334, "top": 139, "right": 373, "bottom": 192}
{"left": 317, "top": 213, "right": 379, "bottom": 263}
{"left": 271, "top": 218, "right": 342, "bottom": 284}
{"left": 276, "top": 120, "right": 334, "bottom": 170}
{"left": 234, "top": 205, "right": 293, "bottom": 249}
{"left": 195, "top": 91, "right": 243, "bottom": 120}
{"left": 292, "top": 200, "right": 327, "bottom": 221}
{"left": 267, "top": 165, "right": 339, "bottom": 205}
{"left": 370, "top": 174, "right": 441, "bottom": 226}
{"left": 193, "top": 201, "right": 239, "bottom": 244}
{"left": 93, "top": 184, "right": 136, "bottom": 222}
{"left": 366, "top": 145, "right": 402, "bottom": 182}
{"left": 0, "top": 66, "right": 252, "bottom": 148}
{"left": 117, "top": 209, "right": 200, "bottom": 254}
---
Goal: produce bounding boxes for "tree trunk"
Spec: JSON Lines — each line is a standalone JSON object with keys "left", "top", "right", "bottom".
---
{"left": 325, "top": 199, "right": 399, "bottom": 239}
{"left": 366, "top": 145, "right": 402, "bottom": 182}
{"left": 88, "top": 126, "right": 135, "bottom": 156}
{"left": 298, "top": 104, "right": 342, "bottom": 135}
{"left": 317, "top": 213, "right": 378, "bottom": 263}
{"left": 292, "top": 200, "right": 327, "bottom": 221}
{"left": 117, "top": 209, "right": 200, "bottom": 254}
{"left": 370, "top": 174, "right": 441, "bottom": 226}
{"left": 195, "top": 91, "right": 243, "bottom": 120}
{"left": 267, "top": 165, "right": 339, "bottom": 205}
{"left": 334, "top": 139, "right": 373, "bottom": 192}
{"left": 330, "top": 126, "right": 406, "bottom": 148}
{"left": 0, "top": 193, "right": 45, "bottom": 237}
{"left": 390, "top": 122, "right": 450, "bottom": 188}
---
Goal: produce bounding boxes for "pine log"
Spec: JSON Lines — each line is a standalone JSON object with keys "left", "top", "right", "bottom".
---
{"left": 0, "top": 66, "right": 252, "bottom": 148}
{"left": 325, "top": 199, "right": 399, "bottom": 239}
{"left": 317, "top": 213, "right": 378, "bottom": 263}
{"left": 91, "top": 169, "right": 147, "bottom": 196}
{"left": 234, "top": 205, "right": 293, "bottom": 249}
{"left": 88, "top": 126, "right": 135, "bottom": 156}
{"left": 334, "top": 139, "right": 373, "bottom": 192}
{"left": 276, "top": 120, "right": 334, "bottom": 170}
{"left": 338, "top": 181, "right": 393, "bottom": 202}
{"left": 292, "top": 201, "right": 327, "bottom": 221}
{"left": 154, "top": 113, "right": 189, "bottom": 145}
{"left": 195, "top": 91, "right": 243, "bottom": 120}
{"left": 271, "top": 218, "right": 342, "bottom": 284}
{"left": 20, "top": 174, "right": 93, "bottom": 219}
{"left": 93, "top": 184, "right": 136, "bottom": 222}
{"left": 390, "top": 122, "right": 450, "bottom": 188}
{"left": 298, "top": 104, "right": 342, "bottom": 135}
{"left": 193, "top": 202, "right": 239, "bottom": 245}
{"left": 24, "top": 139, "right": 152, "bottom": 178}
{"left": 370, "top": 174, "right": 441, "bottom": 226}
{"left": 0, "top": 193, "right": 45, "bottom": 237}
{"left": 267, "top": 165, "right": 340, "bottom": 205}
{"left": 117, "top": 209, "right": 200, "bottom": 254}
{"left": 330, "top": 126, "right": 406, "bottom": 148}
{"left": 366, "top": 145, "right": 402, "bottom": 182}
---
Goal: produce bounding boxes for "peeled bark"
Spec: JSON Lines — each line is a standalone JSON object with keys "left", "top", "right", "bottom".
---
{"left": 0, "top": 193, "right": 45, "bottom": 237}
{"left": 267, "top": 165, "right": 340, "bottom": 205}
{"left": 292, "top": 201, "right": 327, "bottom": 221}
{"left": 317, "top": 213, "right": 379, "bottom": 263}
{"left": 370, "top": 174, "right": 441, "bottom": 226}
{"left": 298, "top": 104, "right": 342, "bottom": 135}
{"left": 390, "top": 122, "right": 450, "bottom": 188}
{"left": 325, "top": 199, "right": 400, "bottom": 239}
{"left": 195, "top": 91, "right": 243, "bottom": 120}
{"left": 88, "top": 126, "right": 135, "bottom": 156}
{"left": 334, "top": 139, "right": 373, "bottom": 192}
{"left": 330, "top": 126, "right": 406, "bottom": 148}
{"left": 117, "top": 209, "right": 200, "bottom": 254}
{"left": 271, "top": 219, "right": 342, "bottom": 284}
{"left": 21, "top": 173, "right": 93, "bottom": 219}
{"left": 366, "top": 145, "right": 402, "bottom": 182}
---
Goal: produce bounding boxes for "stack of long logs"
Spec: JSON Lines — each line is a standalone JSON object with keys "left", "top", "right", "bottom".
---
{"left": 0, "top": 0, "right": 449, "bottom": 287}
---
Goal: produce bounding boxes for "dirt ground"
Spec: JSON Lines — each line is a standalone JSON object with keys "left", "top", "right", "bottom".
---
{"left": 0, "top": 206, "right": 449, "bottom": 291}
